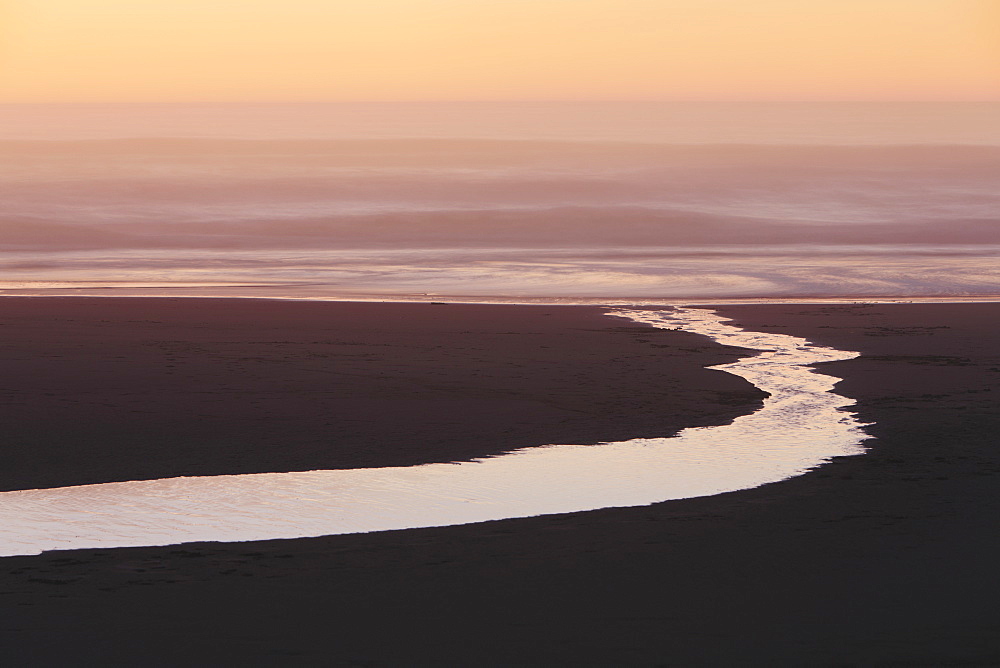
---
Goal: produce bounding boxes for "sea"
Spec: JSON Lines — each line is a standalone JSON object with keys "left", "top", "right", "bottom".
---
{"left": 1, "top": 101, "right": 998, "bottom": 302}
{"left": 7, "top": 101, "right": 987, "bottom": 552}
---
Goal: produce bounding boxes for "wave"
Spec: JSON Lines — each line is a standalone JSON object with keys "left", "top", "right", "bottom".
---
{"left": 3, "top": 209, "right": 998, "bottom": 252}
{"left": 3, "top": 138, "right": 997, "bottom": 297}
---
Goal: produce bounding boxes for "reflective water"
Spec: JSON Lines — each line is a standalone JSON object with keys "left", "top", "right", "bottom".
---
{"left": 0, "top": 308, "right": 868, "bottom": 557}
{"left": 3, "top": 246, "right": 998, "bottom": 301}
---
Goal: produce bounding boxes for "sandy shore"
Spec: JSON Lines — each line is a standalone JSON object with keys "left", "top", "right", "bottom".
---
{"left": 0, "top": 298, "right": 761, "bottom": 492}
{"left": 1, "top": 299, "right": 998, "bottom": 666}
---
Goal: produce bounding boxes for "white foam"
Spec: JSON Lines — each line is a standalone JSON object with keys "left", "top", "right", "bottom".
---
{"left": 0, "top": 308, "right": 869, "bottom": 557}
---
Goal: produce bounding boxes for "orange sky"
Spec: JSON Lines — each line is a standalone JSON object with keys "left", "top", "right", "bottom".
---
{"left": 1, "top": 0, "right": 997, "bottom": 102}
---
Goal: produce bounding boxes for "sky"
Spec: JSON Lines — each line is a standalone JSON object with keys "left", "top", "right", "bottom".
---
{"left": 0, "top": 0, "right": 997, "bottom": 102}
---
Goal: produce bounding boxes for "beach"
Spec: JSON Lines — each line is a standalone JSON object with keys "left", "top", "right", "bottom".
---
{"left": 0, "top": 297, "right": 764, "bottom": 492}
{"left": 1, "top": 299, "right": 999, "bottom": 666}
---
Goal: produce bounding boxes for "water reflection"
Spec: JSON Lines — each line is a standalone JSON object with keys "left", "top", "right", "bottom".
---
{"left": 2, "top": 246, "right": 998, "bottom": 300}
{"left": 0, "top": 308, "right": 869, "bottom": 557}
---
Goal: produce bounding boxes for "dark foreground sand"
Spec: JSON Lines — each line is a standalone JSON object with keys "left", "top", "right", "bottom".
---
{"left": 1, "top": 299, "right": 998, "bottom": 666}
{"left": 0, "top": 298, "right": 761, "bottom": 492}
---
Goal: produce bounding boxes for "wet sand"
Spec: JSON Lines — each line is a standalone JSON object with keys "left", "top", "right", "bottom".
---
{"left": 0, "top": 298, "right": 761, "bottom": 492}
{"left": 1, "top": 300, "right": 999, "bottom": 666}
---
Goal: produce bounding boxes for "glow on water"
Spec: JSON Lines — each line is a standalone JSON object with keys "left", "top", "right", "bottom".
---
{"left": 0, "top": 308, "right": 869, "bottom": 557}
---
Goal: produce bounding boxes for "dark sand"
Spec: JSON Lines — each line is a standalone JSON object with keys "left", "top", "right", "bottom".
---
{"left": 1, "top": 299, "right": 999, "bottom": 666}
{"left": 0, "top": 298, "right": 761, "bottom": 492}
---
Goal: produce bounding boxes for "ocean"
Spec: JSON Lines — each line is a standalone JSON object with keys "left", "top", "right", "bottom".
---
{"left": 2, "top": 101, "right": 998, "bottom": 302}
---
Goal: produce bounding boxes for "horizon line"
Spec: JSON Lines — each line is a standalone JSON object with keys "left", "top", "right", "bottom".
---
{"left": 1, "top": 98, "right": 999, "bottom": 106}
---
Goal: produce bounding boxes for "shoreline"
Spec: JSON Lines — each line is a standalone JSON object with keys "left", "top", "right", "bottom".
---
{"left": 1, "top": 299, "right": 998, "bottom": 665}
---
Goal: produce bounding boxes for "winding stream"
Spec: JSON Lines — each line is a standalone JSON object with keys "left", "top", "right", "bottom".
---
{"left": 0, "top": 308, "right": 869, "bottom": 557}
